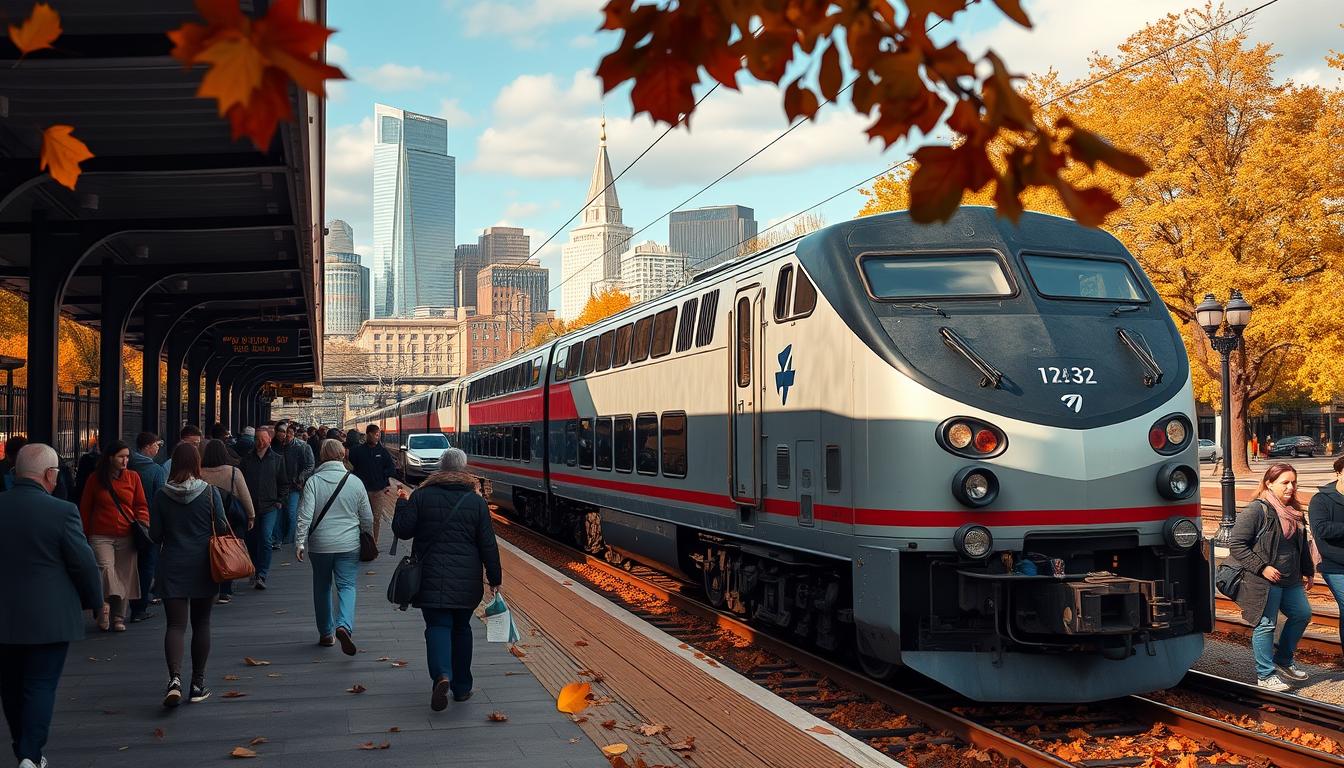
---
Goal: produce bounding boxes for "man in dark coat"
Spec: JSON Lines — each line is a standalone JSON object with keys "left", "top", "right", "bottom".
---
{"left": 0, "top": 443, "right": 103, "bottom": 768}
{"left": 1307, "top": 455, "right": 1344, "bottom": 653}
{"left": 271, "top": 423, "right": 314, "bottom": 549}
{"left": 349, "top": 424, "right": 399, "bottom": 549}
{"left": 127, "top": 431, "right": 167, "bottom": 623}
{"left": 392, "top": 448, "right": 501, "bottom": 712}
{"left": 238, "top": 426, "right": 288, "bottom": 590}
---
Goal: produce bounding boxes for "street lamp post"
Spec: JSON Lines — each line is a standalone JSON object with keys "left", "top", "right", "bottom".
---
{"left": 1195, "top": 290, "right": 1254, "bottom": 547}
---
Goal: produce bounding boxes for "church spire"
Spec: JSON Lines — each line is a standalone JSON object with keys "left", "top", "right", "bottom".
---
{"left": 585, "top": 117, "right": 621, "bottom": 225}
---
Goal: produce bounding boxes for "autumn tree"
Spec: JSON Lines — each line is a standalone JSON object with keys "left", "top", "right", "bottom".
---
{"left": 527, "top": 317, "right": 569, "bottom": 350}
{"left": 860, "top": 7, "right": 1344, "bottom": 473}
{"left": 569, "top": 288, "right": 634, "bottom": 332}
{"left": 321, "top": 338, "right": 371, "bottom": 380}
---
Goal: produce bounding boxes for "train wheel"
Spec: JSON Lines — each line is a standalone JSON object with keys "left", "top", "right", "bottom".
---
{"left": 855, "top": 635, "right": 896, "bottom": 681}
{"left": 703, "top": 559, "right": 727, "bottom": 608}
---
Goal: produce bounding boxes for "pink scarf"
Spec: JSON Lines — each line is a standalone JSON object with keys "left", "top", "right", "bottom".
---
{"left": 1260, "top": 489, "right": 1305, "bottom": 540}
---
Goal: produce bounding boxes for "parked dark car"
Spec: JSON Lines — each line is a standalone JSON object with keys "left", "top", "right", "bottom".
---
{"left": 1266, "top": 436, "right": 1317, "bottom": 458}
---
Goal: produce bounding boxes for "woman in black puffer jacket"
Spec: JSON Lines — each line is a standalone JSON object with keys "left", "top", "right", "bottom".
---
{"left": 391, "top": 448, "right": 501, "bottom": 712}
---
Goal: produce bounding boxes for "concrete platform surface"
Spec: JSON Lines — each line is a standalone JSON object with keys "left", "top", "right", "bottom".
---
{"left": 42, "top": 546, "right": 607, "bottom": 767}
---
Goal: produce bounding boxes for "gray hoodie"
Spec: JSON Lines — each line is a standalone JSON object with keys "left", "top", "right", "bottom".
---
{"left": 160, "top": 477, "right": 209, "bottom": 504}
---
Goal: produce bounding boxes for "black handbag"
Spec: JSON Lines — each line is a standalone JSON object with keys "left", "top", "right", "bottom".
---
{"left": 107, "top": 483, "right": 154, "bottom": 550}
{"left": 1214, "top": 562, "right": 1243, "bottom": 599}
{"left": 387, "top": 494, "right": 467, "bottom": 611}
{"left": 220, "top": 469, "right": 248, "bottom": 532}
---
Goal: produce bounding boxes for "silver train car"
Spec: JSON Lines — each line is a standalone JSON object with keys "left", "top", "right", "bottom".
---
{"left": 354, "top": 208, "right": 1214, "bottom": 702}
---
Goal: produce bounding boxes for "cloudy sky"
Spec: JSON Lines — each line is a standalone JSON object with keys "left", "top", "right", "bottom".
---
{"left": 323, "top": 0, "right": 1342, "bottom": 297}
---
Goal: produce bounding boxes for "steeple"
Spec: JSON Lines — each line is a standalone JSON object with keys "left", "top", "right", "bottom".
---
{"left": 584, "top": 117, "right": 621, "bottom": 225}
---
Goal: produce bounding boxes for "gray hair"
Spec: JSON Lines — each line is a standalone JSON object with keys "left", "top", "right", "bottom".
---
{"left": 439, "top": 447, "right": 468, "bottom": 472}
{"left": 14, "top": 443, "right": 59, "bottom": 479}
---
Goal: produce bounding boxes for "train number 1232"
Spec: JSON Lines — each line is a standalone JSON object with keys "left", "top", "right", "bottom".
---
{"left": 1038, "top": 366, "right": 1097, "bottom": 385}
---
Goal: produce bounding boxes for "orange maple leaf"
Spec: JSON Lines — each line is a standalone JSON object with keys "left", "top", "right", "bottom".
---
{"left": 40, "top": 125, "right": 94, "bottom": 191}
{"left": 556, "top": 682, "right": 592, "bottom": 714}
{"left": 8, "top": 2, "right": 61, "bottom": 56}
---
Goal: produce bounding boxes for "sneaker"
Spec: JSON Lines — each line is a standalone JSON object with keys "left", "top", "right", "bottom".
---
{"left": 453, "top": 690, "right": 473, "bottom": 702}
{"left": 1274, "top": 663, "right": 1309, "bottom": 682}
{"left": 129, "top": 610, "right": 156, "bottom": 623}
{"left": 163, "top": 677, "right": 183, "bottom": 708}
{"left": 216, "top": 594, "right": 232, "bottom": 605}
{"left": 335, "top": 626, "right": 357, "bottom": 656}
{"left": 318, "top": 635, "right": 335, "bottom": 647}
{"left": 430, "top": 677, "right": 450, "bottom": 712}
{"left": 271, "top": 542, "right": 281, "bottom": 550}
{"left": 190, "top": 682, "right": 211, "bottom": 703}
{"left": 254, "top": 578, "right": 267, "bottom": 591}
{"left": 1257, "top": 674, "right": 1290, "bottom": 692}
{"left": 18, "top": 759, "right": 37, "bottom": 768}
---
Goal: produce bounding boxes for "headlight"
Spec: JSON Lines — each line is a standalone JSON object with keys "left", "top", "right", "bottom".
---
{"left": 937, "top": 417, "right": 1007, "bottom": 459}
{"left": 1149, "top": 413, "right": 1193, "bottom": 455}
{"left": 1156, "top": 462, "right": 1197, "bottom": 500}
{"left": 1164, "top": 516, "right": 1200, "bottom": 549}
{"left": 952, "top": 466, "right": 999, "bottom": 508}
{"left": 954, "top": 524, "right": 994, "bottom": 559}
{"left": 406, "top": 454, "right": 422, "bottom": 465}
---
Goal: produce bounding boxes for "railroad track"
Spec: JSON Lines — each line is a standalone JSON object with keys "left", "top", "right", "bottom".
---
{"left": 493, "top": 512, "right": 1344, "bottom": 768}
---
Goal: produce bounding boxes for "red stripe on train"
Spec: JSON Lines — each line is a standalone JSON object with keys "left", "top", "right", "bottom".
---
{"left": 468, "top": 388, "right": 545, "bottom": 424}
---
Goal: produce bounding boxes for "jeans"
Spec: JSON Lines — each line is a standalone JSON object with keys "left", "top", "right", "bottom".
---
{"left": 422, "top": 608, "right": 474, "bottom": 695}
{"left": 1323, "top": 573, "right": 1344, "bottom": 652}
{"left": 129, "top": 542, "right": 159, "bottom": 617}
{"left": 1251, "top": 581, "right": 1312, "bottom": 679}
{"left": 0, "top": 642, "right": 68, "bottom": 763}
{"left": 274, "top": 490, "right": 300, "bottom": 546}
{"left": 246, "top": 506, "right": 279, "bottom": 580}
{"left": 310, "top": 549, "right": 360, "bottom": 637}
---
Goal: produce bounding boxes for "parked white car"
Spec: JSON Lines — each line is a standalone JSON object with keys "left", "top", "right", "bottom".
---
{"left": 1198, "top": 439, "right": 1221, "bottom": 463}
{"left": 399, "top": 433, "right": 451, "bottom": 481}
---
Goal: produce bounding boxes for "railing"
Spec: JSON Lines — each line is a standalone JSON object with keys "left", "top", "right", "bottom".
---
{"left": 1, "top": 386, "right": 144, "bottom": 461}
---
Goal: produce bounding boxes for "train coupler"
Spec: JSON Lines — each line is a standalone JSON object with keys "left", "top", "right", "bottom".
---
{"left": 1012, "top": 573, "right": 1169, "bottom": 636}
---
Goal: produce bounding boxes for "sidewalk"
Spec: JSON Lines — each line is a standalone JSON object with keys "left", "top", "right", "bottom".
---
{"left": 44, "top": 547, "right": 607, "bottom": 768}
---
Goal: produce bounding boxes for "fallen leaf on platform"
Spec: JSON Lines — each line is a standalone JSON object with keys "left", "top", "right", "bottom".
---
{"left": 610, "top": 757, "right": 630, "bottom": 768}
{"left": 266, "top": 673, "right": 282, "bottom": 678}
{"left": 366, "top": 570, "right": 375, "bottom": 575}
{"left": 248, "top": 737, "right": 268, "bottom": 746}
{"left": 118, "top": 746, "right": 129, "bottom": 751}
{"left": 390, "top": 660, "right": 408, "bottom": 667}
{"left": 347, "top": 684, "right": 367, "bottom": 694}
{"left": 243, "top": 657, "right": 270, "bottom": 667}
{"left": 222, "top": 674, "right": 241, "bottom": 681}
{"left": 572, "top": 716, "right": 588, "bottom": 724}
{"left": 601, "top": 744, "right": 629, "bottom": 757}
{"left": 562, "top": 580, "right": 573, "bottom": 585}
{"left": 505, "top": 671, "right": 526, "bottom": 676}
{"left": 487, "top": 711, "right": 509, "bottom": 722}
{"left": 668, "top": 737, "right": 696, "bottom": 751}
{"left": 806, "top": 725, "right": 835, "bottom": 735}
{"left": 272, "top": 610, "right": 287, "bottom": 615}
{"left": 8, "top": 2, "right": 61, "bottom": 55}
{"left": 376, "top": 656, "right": 391, "bottom": 662}
{"left": 230, "top": 747, "right": 257, "bottom": 758}
{"left": 153, "top": 728, "right": 166, "bottom": 740}
{"left": 508, "top": 645, "right": 526, "bottom": 658}
{"left": 556, "top": 682, "right": 591, "bottom": 714}
{"left": 706, "top": 660, "right": 720, "bottom": 668}
{"left": 569, "top": 738, "right": 580, "bottom": 744}
{"left": 222, "top": 691, "right": 247, "bottom": 699}
{"left": 574, "top": 640, "right": 589, "bottom": 647}
{"left": 635, "top": 723, "right": 667, "bottom": 737}
{"left": 601, "top": 719, "right": 617, "bottom": 730}
{"left": 388, "top": 727, "right": 400, "bottom": 733}
{"left": 677, "top": 643, "right": 689, "bottom": 650}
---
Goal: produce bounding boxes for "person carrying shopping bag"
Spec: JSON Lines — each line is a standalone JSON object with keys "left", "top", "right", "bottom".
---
{"left": 296, "top": 440, "right": 373, "bottom": 655}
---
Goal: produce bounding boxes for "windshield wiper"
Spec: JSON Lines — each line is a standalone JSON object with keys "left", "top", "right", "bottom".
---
{"left": 1110, "top": 304, "right": 1141, "bottom": 316}
{"left": 939, "top": 327, "right": 1004, "bottom": 389}
{"left": 1116, "top": 327, "right": 1163, "bottom": 387}
{"left": 895, "top": 302, "right": 948, "bottom": 318}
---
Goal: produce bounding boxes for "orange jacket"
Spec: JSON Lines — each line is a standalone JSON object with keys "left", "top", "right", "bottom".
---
{"left": 79, "top": 471, "right": 150, "bottom": 537}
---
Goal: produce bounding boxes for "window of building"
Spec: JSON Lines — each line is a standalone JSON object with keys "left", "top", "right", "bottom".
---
{"left": 595, "top": 417, "right": 613, "bottom": 471}
{"left": 612, "top": 324, "right": 632, "bottom": 368}
{"left": 650, "top": 307, "right": 677, "bottom": 358}
{"left": 596, "top": 331, "right": 615, "bottom": 372}
{"left": 580, "top": 337, "right": 599, "bottom": 375}
{"left": 614, "top": 416, "right": 633, "bottom": 472}
{"left": 676, "top": 297, "right": 698, "bottom": 353}
{"left": 630, "top": 317, "right": 653, "bottom": 363}
{"left": 661, "top": 412, "right": 687, "bottom": 478}
{"left": 578, "top": 417, "right": 594, "bottom": 469}
{"left": 635, "top": 414, "right": 658, "bottom": 475}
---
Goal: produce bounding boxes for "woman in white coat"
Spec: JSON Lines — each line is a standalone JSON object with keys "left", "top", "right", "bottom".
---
{"left": 296, "top": 440, "right": 373, "bottom": 655}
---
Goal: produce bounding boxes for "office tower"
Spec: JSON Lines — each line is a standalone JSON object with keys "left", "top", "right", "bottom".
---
{"left": 372, "top": 103, "right": 456, "bottom": 318}
{"left": 670, "top": 204, "right": 757, "bottom": 274}
{"left": 455, "top": 243, "right": 482, "bottom": 311}
{"left": 477, "top": 261, "right": 549, "bottom": 315}
{"left": 457, "top": 227, "right": 532, "bottom": 313}
{"left": 619, "top": 241, "right": 686, "bottom": 304}
{"left": 560, "top": 119, "right": 632, "bottom": 320}
{"left": 323, "top": 219, "right": 370, "bottom": 337}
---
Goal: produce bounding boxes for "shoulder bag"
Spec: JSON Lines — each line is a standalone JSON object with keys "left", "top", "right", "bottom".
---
{"left": 209, "top": 489, "right": 254, "bottom": 582}
{"left": 1215, "top": 500, "right": 1270, "bottom": 600}
{"left": 307, "top": 471, "right": 379, "bottom": 561}
{"left": 107, "top": 482, "right": 154, "bottom": 550}
{"left": 219, "top": 469, "right": 247, "bottom": 532}
{"left": 387, "top": 494, "right": 467, "bottom": 611}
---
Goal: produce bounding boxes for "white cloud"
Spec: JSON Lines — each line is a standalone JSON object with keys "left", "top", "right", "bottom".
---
{"left": 462, "top": 0, "right": 603, "bottom": 48}
{"left": 356, "top": 63, "right": 451, "bottom": 91}
{"left": 471, "top": 70, "right": 887, "bottom": 188}
{"left": 438, "top": 98, "right": 475, "bottom": 128}
{"left": 325, "top": 118, "right": 374, "bottom": 247}
{"left": 326, "top": 42, "right": 349, "bottom": 66}
{"left": 569, "top": 34, "right": 597, "bottom": 49}
{"left": 503, "top": 201, "right": 541, "bottom": 219}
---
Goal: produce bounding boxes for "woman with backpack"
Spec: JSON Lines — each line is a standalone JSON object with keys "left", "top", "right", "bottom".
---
{"left": 1228, "top": 462, "right": 1316, "bottom": 691}
{"left": 78, "top": 440, "right": 150, "bottom": 632}
{"left": 151, "top": 442, "right": 228, "bottom": 707}
{"left": 201, "top": 440, "right": 255, "bottom": 605}
{"left": 296, "top": 440, "right": 372, "bottom": 655}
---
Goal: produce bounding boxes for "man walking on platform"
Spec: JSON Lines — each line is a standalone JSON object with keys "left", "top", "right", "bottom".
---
{"left": 272, "top": 424, "right": 314, "bottom": 549}
{"left": 128, "top": 432, "right": 166, "bottom": 622}
{"left": 348, "top": 424, "right": 399, "bottom": 549}
{"left": 162, "top": 424, "right": 203, "bottom": 476}
{"left": 0, "top": 444, "right": 103, "bottom": 768}
{"left": 239, "top": 426, "right": 288, "bottom": 590}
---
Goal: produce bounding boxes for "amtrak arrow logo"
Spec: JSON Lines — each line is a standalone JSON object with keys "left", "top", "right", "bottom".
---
{"left": 1061, "top": 393, "right": 1083, "bottom": 413}
{"left": 775, "top": 345, "right": 795, "bottom": 405}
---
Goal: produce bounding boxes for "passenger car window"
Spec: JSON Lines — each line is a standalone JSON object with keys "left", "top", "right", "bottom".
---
{"left": 578, "top": 418, "right": 594, "bottom": 469}
{"left": 612, "top": 324, "right": 632, "bottom": 368}
{"left": 580, "top": 337, "right": 599, "bottom": 375}
{"left": 635, "top": 414, "right": 658, "bottom": 475}
{"left": 660, "top": 412, "right": 687, "bottom": 478}
{"left": 595, "top": 417, "right": 613, "bottom": 471}
{"left": 630, "top": 317, "right": 653, "bottom": 363}
{"left": 793, "top": 270, "right": 817, "bottom": 316}
{"left": 650, "top": 307, "right": 677, "bottom": 358}
{"left": 614, "top": 416, "right": 633, "bottom": 472}
{"left": 596, "top": 331, "right": 615, "bottom": 372}
{"left": 774, "top": 265, "right": 794, "bottom": 321}
{"left": 676, "top": 298, "right": 698, "bottom": 352}
{"left": 695, "top": 290, "right": 719, "bottom": 346}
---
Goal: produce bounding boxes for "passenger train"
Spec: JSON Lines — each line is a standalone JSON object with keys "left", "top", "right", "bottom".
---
{"left": 348, "top": 208, "right": 1213, "bottom": 702}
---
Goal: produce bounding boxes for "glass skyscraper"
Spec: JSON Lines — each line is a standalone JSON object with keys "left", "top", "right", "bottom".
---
{"left": 373, "top": 104, "right": 456, "bottom": 318}
{"left": 323, "top": 219, "right": 370, "bottom": 337}
{"left": 670, "top": 205, "right": 757, "bottom": 274}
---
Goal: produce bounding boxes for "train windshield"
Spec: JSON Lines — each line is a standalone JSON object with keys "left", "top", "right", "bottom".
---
{"left": 1023, "top": 254, "right": 1146, "bottom": 302}
{"left": 861, "top": 254, "right": 1012, "bottom": 299}
{"left": 408, "top": 434, "right": 449, "bottom": 450}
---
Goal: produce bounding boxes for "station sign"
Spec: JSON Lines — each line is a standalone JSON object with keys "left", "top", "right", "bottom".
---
{"left": 216, "top": 332, "right": 298, "bottom": 356}
{"left": 276, "top": 385, "right": 313, "bottom": 400}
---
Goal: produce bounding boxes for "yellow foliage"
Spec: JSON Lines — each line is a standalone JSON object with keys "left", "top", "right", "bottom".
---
{"left": 860, "top": 7, "right": 1344, "bottom": 472}
{"left": 528, "top": 317, "right": 568, "bottom": 349}
{"left": 569, "top": 288, "right": 633, "bottom": 333}
{"left": 1, "top": 289, "right": 149, "bottom": 393}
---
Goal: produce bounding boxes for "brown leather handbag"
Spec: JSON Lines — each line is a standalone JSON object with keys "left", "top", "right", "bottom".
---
{"left": 208, "top": 489, "right": 255, "bottom": 582}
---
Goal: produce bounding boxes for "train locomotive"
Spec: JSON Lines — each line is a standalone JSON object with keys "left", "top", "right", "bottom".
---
{"left": 351, "top": 207, "right": 1214, "bottom": 702}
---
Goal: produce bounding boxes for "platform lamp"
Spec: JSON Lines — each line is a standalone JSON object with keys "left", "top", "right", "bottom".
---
{"left": 0, "top": 355, "right": 24, "bottom": 443}
{"left": 1195, "top": 290, "right": 1253, "bottom": 547}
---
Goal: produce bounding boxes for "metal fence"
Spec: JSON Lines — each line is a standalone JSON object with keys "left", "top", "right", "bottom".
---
{"left": 1, "top": 386, "right": 144, "bottom": 461}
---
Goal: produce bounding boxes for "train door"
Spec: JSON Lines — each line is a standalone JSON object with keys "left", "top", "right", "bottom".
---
{"left": 730, "top": 282, "right": 763, "bottom": 506}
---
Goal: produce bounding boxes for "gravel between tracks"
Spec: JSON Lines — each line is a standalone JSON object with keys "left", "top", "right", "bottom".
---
{"left": 1192, "top": 635, "right": 1344, "bottom": 705}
